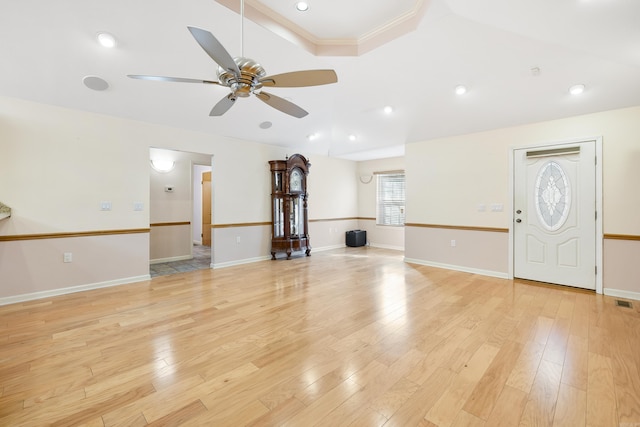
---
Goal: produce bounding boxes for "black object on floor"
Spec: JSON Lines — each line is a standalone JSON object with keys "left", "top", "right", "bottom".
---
{"left": 346, "top": 230, "right": 366, "bottom": 247}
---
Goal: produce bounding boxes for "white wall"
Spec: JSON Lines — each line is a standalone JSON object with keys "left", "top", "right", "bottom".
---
{"left": 356, "top": 157, "right": 405, "bottom": 250}
{"left": 0, "top": 96, "right": 358, "bottom": 302}
{"left": 405, "top": 105, "right": 640, "bottom": 297}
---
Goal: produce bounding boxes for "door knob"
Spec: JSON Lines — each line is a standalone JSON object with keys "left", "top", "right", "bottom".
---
{"left": 515, "top": 219, "right": 522, "bottom": 223}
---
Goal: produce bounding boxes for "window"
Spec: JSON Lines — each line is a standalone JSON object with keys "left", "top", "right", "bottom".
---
{"left": 376, "top": 172, "right": 405, "bottom": 226}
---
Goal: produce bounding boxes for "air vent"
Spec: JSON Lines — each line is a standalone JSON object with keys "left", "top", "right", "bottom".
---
{"left": 615, "top": 299, "right": 632, "bottom": 309}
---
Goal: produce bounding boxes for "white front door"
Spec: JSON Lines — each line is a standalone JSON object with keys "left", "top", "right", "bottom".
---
{"left": 513, "top": 141, "right": 596, "bottom": 290}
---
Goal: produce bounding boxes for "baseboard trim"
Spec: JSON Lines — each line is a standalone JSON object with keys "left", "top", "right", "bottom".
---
{"left": 404, "top": 258, "right": 509, "bottom": 279}
{"left": 150, "top": 255, "right": 192, "bottom": 264}
{"left": 603, "top": 288, "right": 640, "bottom": 302}
{"left": 313, "top": 244, "right": 347, "bottom": 252}
{"left": 370, "top": 243, "right": 404, "bottom": 251}
{"left": 0, "top": 275, "right": 151, "bottom": 306}
{"left": 212, "top": 255, "right": 271, "bottom": 269}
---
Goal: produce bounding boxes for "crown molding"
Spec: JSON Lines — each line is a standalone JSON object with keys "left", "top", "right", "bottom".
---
{"left": 215, "top": 0, "right": 430, "bottom": 56}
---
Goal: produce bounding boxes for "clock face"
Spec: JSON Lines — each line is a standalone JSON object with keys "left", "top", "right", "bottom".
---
{"left": 290, "top": 169, "right": 302, "bottom": 191}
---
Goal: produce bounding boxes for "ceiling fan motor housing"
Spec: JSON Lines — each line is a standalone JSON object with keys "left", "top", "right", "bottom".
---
{"left": 218, "top": 57, "right": 266, "bottom": 97}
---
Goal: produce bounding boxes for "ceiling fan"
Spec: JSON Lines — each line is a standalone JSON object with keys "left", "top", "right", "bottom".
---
{"left": 128, "top": 1, "right": 337, "bottom": 118}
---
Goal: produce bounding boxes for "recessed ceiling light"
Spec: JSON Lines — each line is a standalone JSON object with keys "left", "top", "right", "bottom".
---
{"left": 569, "top": 84, "right": 585, "bottom": 95}
{"left": 259, "top": 121, "right": 272, "bottom": 129}
{"left": 83, "top": 75, "right": 109, "bottom": 91}
{"left": 383, "top": 105, "right": 394, "bottom": 114}
{"left": 454, "top": 85, "right": 467, "bottom": 95}
{"left": 348, "top": 134, "right": 357, "bottom": 141}
{"left": 96, "top": 32, "right": 117, "bottom": 48}
{"left": 295, "top": 2, "right": 309, "bottom": 12}
{"left": 307, "top": 133, "right": 318, "bottom": 141}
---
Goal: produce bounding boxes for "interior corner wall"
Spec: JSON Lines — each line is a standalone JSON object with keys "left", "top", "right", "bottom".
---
{"left": 405, "top": 105, "right": 640, "bottom": 298}
{"left": 356, "top": 157, "right": 405, "bottom": 250}
{"left": 0, "top": 96, "right": 357, "bottom": 302}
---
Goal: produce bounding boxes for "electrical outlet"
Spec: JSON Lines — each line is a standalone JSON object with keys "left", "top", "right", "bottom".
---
{"left": 450, "top": 240, "right": 456, "bottom": 247}
{"left": 100, "top": 201, "right": 112, "bottom": 211}
{"left": 236, "top": 236, "right": 241, "bottom": 244}
{"left": 63, "top": 252, "right": 72, "bottom": 263}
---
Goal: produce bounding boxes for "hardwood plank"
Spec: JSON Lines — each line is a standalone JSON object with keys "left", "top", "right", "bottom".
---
{"left": 586, "top": 352, "right": 618, "bottom": 427}
{"left": 505, "top": 340, "right": 546, "bottom": 393}
{"left": 485, "top": 385, "right": 528, "bottom": 427}
{"left": 610, "top": 348, "right": 640, "bottom": 426}
{"left": 246, "top": 397, "right": 306, "bottom": 427}
{"left": 384, "top": 367, "right": 457, "bottom": 427}
{"left": 145, "top": 399, "right": 207, "bottom": 427}
{"left": 425, "top": 343, "right": 500, "bottom": 427}
{"left": 518, "top": 359, "right": 562, "bottom": 427}
{"left": 463, "top": 339, "right": 524, "bottom": 420}
{"left": 0, "top": 248, "right": 637, "bottom": 426}
{"left": 561, "top": 334, "right": 588, "bottom": 391}
{"left": 451, "top": 410, "right": 486, "bottom": 427}
{"left": 552, "top": 383, "right": 586, "bottom": 427}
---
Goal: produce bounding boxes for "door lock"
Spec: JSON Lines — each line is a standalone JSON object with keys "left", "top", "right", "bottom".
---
{"left": 516, "top": 209, "right": 522, "bottom": 214}
{"left": 515, "top": 218, "right": 522, "bottom": 223}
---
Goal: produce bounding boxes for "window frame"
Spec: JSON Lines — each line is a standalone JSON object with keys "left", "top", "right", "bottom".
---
{"left": 376, "top": 172, "right": 406, "bottom": 226}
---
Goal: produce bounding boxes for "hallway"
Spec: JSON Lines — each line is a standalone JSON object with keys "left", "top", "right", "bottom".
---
{"left": 149, "top": 244, "right": 211, "bottom": 277}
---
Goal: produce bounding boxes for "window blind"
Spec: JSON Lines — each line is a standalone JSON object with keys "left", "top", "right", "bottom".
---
{"left": 376, "top": 173, "right": 405, "bottom": 226}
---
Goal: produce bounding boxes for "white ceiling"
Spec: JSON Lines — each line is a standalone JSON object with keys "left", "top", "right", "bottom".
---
{"left": 2, "top": 0, "right": 639, "bottom": 161}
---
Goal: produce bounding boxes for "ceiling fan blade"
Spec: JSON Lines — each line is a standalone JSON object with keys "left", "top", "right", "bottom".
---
{"left": 260, "top": 70, "right": 338, "bottom": 88}
{"left": 210, "top": 94, "right": 236, "bottom": 116}
{"left": 187, "top": 26, "right": 240, "bottom": 76}
{"left": 255, "top": 91, "right": 308, "bottom": 118}
{"left": 127, "top": 75, "right": 220, "bottom": 85}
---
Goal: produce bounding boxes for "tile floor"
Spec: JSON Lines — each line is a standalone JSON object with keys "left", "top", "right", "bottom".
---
{"left": 149, "top": 244, "right": 211, "bottom": 277}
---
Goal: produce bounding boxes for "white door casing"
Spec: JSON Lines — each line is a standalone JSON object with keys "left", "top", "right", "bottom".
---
{"left": 513, "top": 140, "right": 599, "bottom": 290}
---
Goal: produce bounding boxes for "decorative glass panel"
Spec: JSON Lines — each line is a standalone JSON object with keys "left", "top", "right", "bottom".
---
{"left": 274, "top": 197, "right": 284, "bottom": 237}
{"left": 289, "top": 197, "right": 299, "bottom": 237}
{"left": 274, "top": 172, "right": 283, "bottom": 192}
{"left": 534, "top": 161, "right": 571, "bottom": 231}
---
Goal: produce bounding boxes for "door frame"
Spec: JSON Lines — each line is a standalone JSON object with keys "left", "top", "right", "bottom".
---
{"left": 508, "top": 136, "right": 603, "bottom": 294}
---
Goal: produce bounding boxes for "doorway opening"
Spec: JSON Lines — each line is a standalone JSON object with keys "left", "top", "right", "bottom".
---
{"left": 149, "top": 148, "right": 213, "bottom": 277}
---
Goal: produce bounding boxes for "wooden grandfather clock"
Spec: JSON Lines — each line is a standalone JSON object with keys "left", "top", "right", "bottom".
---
{"left": 269, "top": 154, "right": 311, "bottom": 260}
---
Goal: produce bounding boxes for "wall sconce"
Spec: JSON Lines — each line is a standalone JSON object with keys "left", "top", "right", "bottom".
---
{"left": 151, "top": 158, "right": 175, "bottom": 173}
{"left": 359, "top": 175, "right": 373, "bottom": 184}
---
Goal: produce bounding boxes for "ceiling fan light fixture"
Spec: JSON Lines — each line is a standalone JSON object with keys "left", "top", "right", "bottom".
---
{"left": 454, "top": 85, "right": 467, "bottom": 95}
{"left": 569, "top": 84, "right": 585, "bottom": 95}
{"left": 295, "top": 2, "right": 309, "bottom": 12}
{"left": 96, "top": 32, "right": 117, "bottom": 48}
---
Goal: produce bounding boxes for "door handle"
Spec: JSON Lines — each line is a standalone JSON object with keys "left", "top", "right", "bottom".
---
{"left": 515, "top": 219, "right": 522, "bottom": 223}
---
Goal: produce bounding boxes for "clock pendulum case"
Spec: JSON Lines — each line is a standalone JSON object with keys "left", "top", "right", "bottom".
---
{"left": 268, "top": 154, "right": 311, "bottom": 259}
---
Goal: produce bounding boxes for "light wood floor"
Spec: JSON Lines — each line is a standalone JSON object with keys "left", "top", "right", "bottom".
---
{"left": 1, "top": 247, "right": 639, "bottom": 426}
